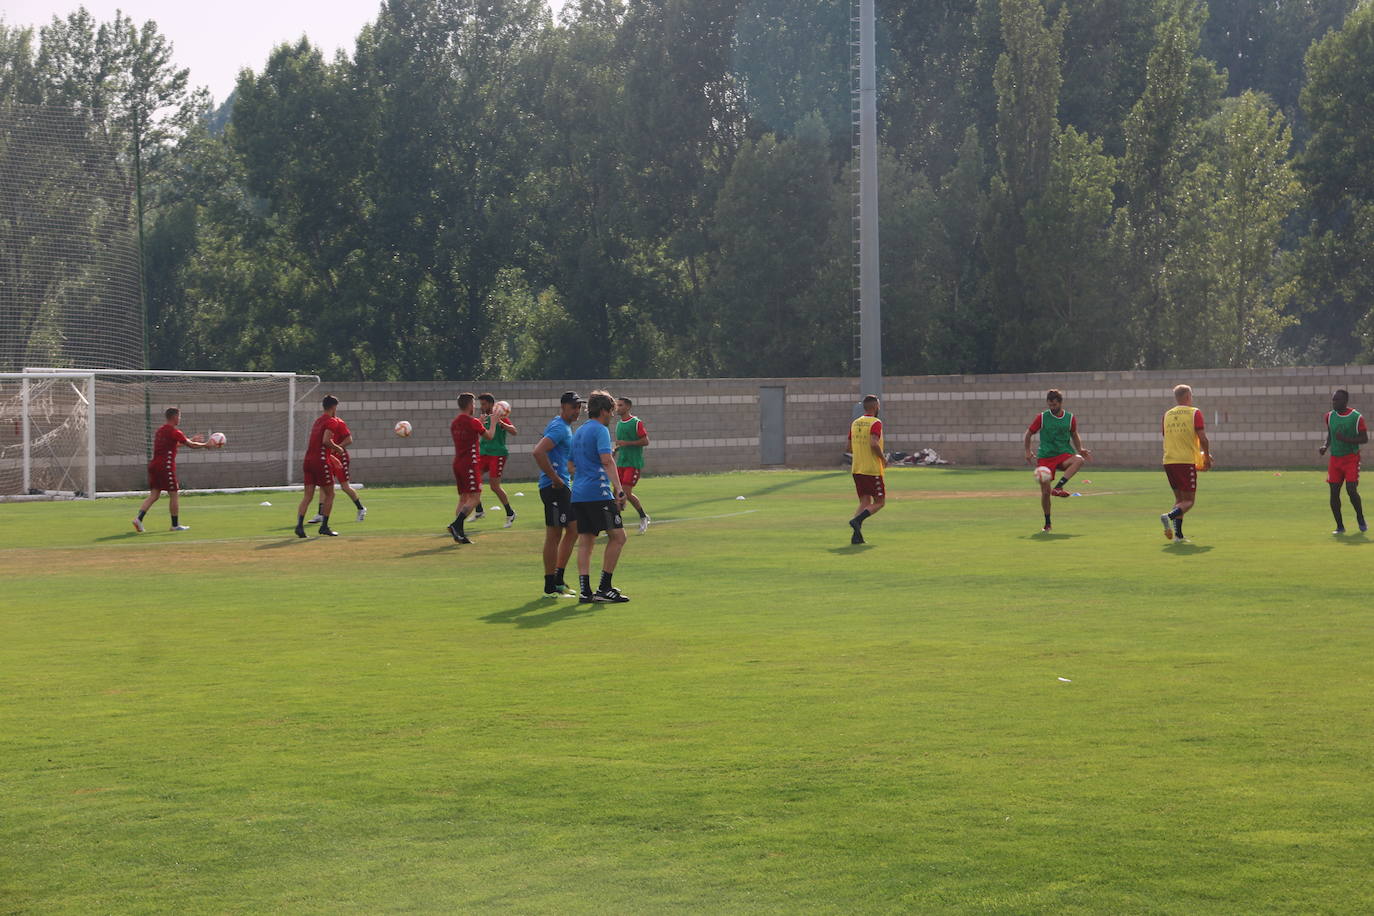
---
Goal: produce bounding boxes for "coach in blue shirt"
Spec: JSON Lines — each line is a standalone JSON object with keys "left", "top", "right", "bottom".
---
{"left": 569, "top": 390, "right": 630, "bottom": 604}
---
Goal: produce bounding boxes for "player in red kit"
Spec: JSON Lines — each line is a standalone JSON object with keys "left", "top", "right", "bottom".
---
{"left": 295, "top": 395, "right": 347, "bottom": 538}
{"left": 132, "top": 406, "right": 221, "bottom": 532}
{"left": 308, "top": 415, "right": 366, "bottom": 523}
{"left": 447, "top": 392, "right": 494, "bottom": 544}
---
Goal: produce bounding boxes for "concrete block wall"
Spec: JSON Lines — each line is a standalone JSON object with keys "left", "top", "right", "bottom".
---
{"left": 305, "top": 365, "right": 1374, "bottom": 486}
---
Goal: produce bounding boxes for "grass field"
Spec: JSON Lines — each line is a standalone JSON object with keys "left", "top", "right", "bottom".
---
{"left": 3, "top": 467, "right": 1372, "bottom": 913}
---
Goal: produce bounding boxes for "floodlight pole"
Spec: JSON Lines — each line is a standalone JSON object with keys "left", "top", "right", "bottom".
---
{"left": 857, "top": 0, "right": 882, "bottom": 399}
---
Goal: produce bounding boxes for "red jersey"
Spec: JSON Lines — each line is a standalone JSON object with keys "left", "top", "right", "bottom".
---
{"left": 307, "top": 413, "right": 345, "bottom": 461}
{"left": 151, "top": 423, "right": 190, "bottom": 466}
{"left": 451, "top": 413, "right": 485, "bottom": 465}
{"left": 333, "top": 419, "right": 353, "bottom": 449}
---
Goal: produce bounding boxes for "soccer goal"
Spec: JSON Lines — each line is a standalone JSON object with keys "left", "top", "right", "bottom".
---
{"left": 0, "top": 369, "right": 321, "bottom": 498}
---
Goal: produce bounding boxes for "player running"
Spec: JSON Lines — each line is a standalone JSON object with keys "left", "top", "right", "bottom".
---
{"left": 1160, "top": 384, "right": 1212, "bottom": 542}
{"left": 447, "top": 392, "right": 494, "bottom": 544}
{"left": 308, "top": 414, "right": 365, "bottom": 523}
{"left": 132, "top": 406, "right": 221, "bottom": 532}
{"left": 475, "top": 393, "right": 518, "bottom": 527}
{"left": 533, "top": 391, "right": 583, "bottom": 597}
{"left": 847, "top": 395, "right": 885, "bottom": 544}
{"left": 613, "top": 397, "right": 650, "bottom": 533}
{"left": 295, "top": 395, "right": 347, "bottom": 538}
{"left": 1023, "top": 388, "right": 1091, "bottom": 532}
{"left": 1319, "top": 388, "right": 1368, "bottom": 535}
{"left": 571, "top": 391, "right": 631, "bottom": 602}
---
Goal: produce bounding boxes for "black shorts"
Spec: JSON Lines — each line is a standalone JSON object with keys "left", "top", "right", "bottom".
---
{"left": 573, "top": 500, "right": 624, "bottom": 536}
{"left": 540, "top": 484, "right": 573, "bottom": 527}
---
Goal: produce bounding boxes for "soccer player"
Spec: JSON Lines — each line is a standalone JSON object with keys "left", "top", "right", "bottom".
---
{"left": 447, "top": 392, "right": 494, "bottom": 544}
{"left": 308, "top": 414, "right": 365, "bottom": 523}
{"left": 1160, "top": 384, "right": 1212, "bottom": 542}
{"left": 1023, "top": 388, "right": 1091, "bottom": 532}
{"left": 132, "top": 406, "right": 221, "bottom": 532}
{"left": 1319, "top": 388, "right": 1368, "bottom": 535}
{"left": 847, "top": 394, "right": 885, "bottom": 544}
{"left": 295, "top": 395, "right": 347, "bottom": 538}
{"left": 613, "top": 396, "right": 650, "bottom": 533}
{"left": 475, "top": 393, "right": 518, "bottom": 527}
{"left": 532, "top": 391, "right": 582, "bottom": 597}
{"left": 571, "top": 390, "right": 631, "bottom": 603}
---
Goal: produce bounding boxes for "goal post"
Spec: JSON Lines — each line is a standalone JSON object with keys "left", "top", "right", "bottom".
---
{"left": 1, "top": 369, "right": 321, "bottom": 498}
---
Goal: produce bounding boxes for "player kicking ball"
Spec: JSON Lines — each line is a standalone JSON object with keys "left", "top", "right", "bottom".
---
{"left": 1319, "top": 388, "right": 1368, "bottom": 535}
{"left": 132, "top": 407, "right": 222, "bottom": 532}
{"left": 1023, "top": 388, "right": 1091, "bottom": 532}
{"left": 1160, "top": 384, "right": 1212, "bottom": 543}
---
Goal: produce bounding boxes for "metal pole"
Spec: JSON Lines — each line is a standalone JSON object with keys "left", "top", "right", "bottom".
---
{"left": 21, "top": 377, "right": 31, "bottom": 493}
{"left": 287, "top": 375, "right": 297, "bottom": 486}
{"left": 87, "top": 375, "right": 97, "bottom": 498}
{"left": 858, "top": 0, "right": 882, "bottom": 398}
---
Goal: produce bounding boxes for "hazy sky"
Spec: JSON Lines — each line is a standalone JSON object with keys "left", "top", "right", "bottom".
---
{"left": 5, "top": 0, "right": 570, "bottom": 103}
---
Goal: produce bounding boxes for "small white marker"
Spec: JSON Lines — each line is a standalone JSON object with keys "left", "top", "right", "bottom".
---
{"left": 514, "top": 492, "right": 525, "bottom": 497}
{"left": 1057, "top": 677, "right": 1072, "bottom": 682}
{"left": 260, "top": 501, "right": 272, "bottom": 506}
{"left": 736, "top": 495, "right": 746, "bottom": 500}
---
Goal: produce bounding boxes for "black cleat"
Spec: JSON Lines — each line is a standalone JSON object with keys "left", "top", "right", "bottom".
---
{"left": 455, "top": 535, "right": 472, "bottom": 544}
{"left": 294, "top": 526, "right": 307, "bottom": 539}
{"left": 578, "top": 589, "right": 596, "bottom": 603}
{"left": 592, "top": 587, "right": 630, "bottom": 603}
{"left": 848, "top": 517, "right": 865, "bottom": 544}
{"left": 446, "top": 522, "right": 462, "bottom": 542}
{"left": 319, "top": 526, "right": 339, "bottom": 537}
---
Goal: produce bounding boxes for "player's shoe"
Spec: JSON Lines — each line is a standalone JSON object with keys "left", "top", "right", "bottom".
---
{"left": 171, "top": 525, "right": 190, "bottom": 531}
{"left": 307, "top": 513, "right": 324, "bottom": 524}
{"left": 319, "top": 526, "right": 339, "bottom": 537}
{"left": 446, "top": 521, "right": 462, "bottom": 542}
{"left": 553, "top": 582, "right": 576, "bottom": 597}
{"left": 1160, "top": 514, "right": 1174, "bottom": 541}
{"left": 1333, "top": 527, "right": 1346, "bottom": 536}
{"left": 1050, "top": 487, "right": 1070, "bottom": 498}
{"left": 503, "top": 513, "right": 516, "bottom": 529}
{"left": 356, "top": 506, "right": 367, "bottom": 522}
{"left": 455, "top": 535, "right": 472, "bottom": 545}
{"left": 848, "top": 517, "right": 865, "bottom": 544}
{"left": 294, "top": 525, "right": 307, "bottom": 539}
{"left": 1360, "top": 519, "right": 1369, "bottom": 533}
{"left": 578, "top": 588, "right": 597, "bottom": 603}
{"left": 131, "top": 518, "right": 144, "bottom": 533}
{"left": 638, "top": 515, "right": 650, "bottom": 534}
{"left": 592, "top": 587, "right": 630, "bottom": 603}
{"left": 474, "top": 510, "right": 485, "bottom": 520}
{"left": 1041, "top": 522, "right": 1052, "bottom": 533}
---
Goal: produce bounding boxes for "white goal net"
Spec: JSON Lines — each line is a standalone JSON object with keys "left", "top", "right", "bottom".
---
{"left": 0, "top": 369, "right": 321, "bottom": 497}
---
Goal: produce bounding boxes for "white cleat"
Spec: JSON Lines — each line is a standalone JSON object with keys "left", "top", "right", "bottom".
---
{"left": 503, "top": 512, "right": 516, "bottom": 529}
{"left": 307, "top": 513, "right": 325, "bottom": 524}
{"left": 356, "top": 506, "right": 367, "bottom": 522}
{"left": 638, "top": 515, "right": 650, "bottom": 534}
{"left": 131, "top": 517, "right": 144, "bottom": 533}
{"left": 1160, "top": 514, "right": 1174, "bottom": 541}
{"left": 171, "top": 525, "right": 190, "bottom": 531}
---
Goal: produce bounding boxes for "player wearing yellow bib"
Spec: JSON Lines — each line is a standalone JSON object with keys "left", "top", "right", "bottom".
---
{"left": 1319, "top": 388, "right": 1368, "bottom": 535}
{"left": 848, "top": 395, "right": 885, "bottom": 544}
{"left": 1161, "top": 384, "right": 1212, "bottom": 542}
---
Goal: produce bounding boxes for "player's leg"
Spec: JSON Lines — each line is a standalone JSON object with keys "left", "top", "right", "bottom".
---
{"left": 168, "top": 489, "right": 187, "bottom": 530}
{"left": 594, "top": 519, "right": 630, "bottom": 602}
{"left": 450, "top": 487, "right": 478, "bottom": 544}
{"left": 575, "top": 529, "right": 597, "bottom": 600}
{"left": 1330, "top": 481, "right": 1346, "bottom": 533}
{"left": 1051, "top": 455, "right": 1083, "bottom": 496}
{"left": 318, "top": 482, "right": 339, "bottom": 535}
{"left": 1346, "top": 481, "right": 1365, "bottom": 532}
{"left": 491, "top": 462, "right": 515, "bottom": 527}
{"left": 134, "top": 487, "right": 161, "bottom": 532}
{"left": 1165, "top": 485, "right": 1195, "bottom": 541}
{"left": 1040, "top": 476, "right": 1053, "bottom": 530}
{"left": 557, "top": 522, "right": 577, "bottom": 588}
{"left": 296, "top": 481, "right": 317, "bottom": 537}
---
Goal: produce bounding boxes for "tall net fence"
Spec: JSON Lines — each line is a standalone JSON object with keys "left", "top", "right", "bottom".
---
{"left": 0, "top": 371, "right": 321, "bottom": 497}
{"left": 0, "top": 102, "right": 144, "bottom": 373}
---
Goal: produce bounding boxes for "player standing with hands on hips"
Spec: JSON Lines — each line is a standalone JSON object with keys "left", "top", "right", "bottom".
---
{"left": 1023, "top": 389, "right": 1091, "bottom": 533}
{"left": 1319, "top": 388, "right": 1368, "bottom": 535}
{"left": 1160, "top": 384, "right": 1212, "bottom": 543}
{"left": 570, "top": 390, "right": 631, "bottom": 603}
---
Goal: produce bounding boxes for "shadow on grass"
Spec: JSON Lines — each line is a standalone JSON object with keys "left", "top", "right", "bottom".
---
{"left": 256, "top": 537, "right": 310, "bottom": 549}
{"left": 827, "top": 543, "right": 875, "bottom": 553}
{"left": 666, "top": 471, "right": 850, "bottom": 514}
{"left": 95, "top": 531, "right": 143, "bottom": 542}
{"left": 1335, "top": 533, "right": 1371, "bottom": 546}
{"left": 400, "top": 542, "right": 462, "bottom": 558}
{"left": 1162, "top": 542, "right": 1214, "bottom": 554}
{"left": 481, "top": 598, "right": 600, "bottom": 628}
{"left": 1023, "top": 531, "right": 1082, "bottom": 540}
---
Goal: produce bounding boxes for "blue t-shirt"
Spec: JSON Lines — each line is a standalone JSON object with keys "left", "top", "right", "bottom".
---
{"left": 570, "top": 420, "right": 614, "bottom": 503}
{"left": 537, "top": 416, "right": 573, "bottom": 489}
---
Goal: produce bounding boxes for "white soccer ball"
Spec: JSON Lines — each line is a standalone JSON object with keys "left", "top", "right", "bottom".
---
{"left": 1034, "top": 466, "right": 1053, "bottom": 483}
{"left": 494, "top": 400, "right": 511, "bottom": 417}
{"left": 209, "top": 431, "right": 226, "bottom": 447}
{"left": 394, "top": 420, "right": 413, "bottom": 438}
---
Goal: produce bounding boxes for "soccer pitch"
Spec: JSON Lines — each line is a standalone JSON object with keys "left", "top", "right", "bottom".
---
{"left": 3, "top": 469, "right": 1371, "bottom": 913}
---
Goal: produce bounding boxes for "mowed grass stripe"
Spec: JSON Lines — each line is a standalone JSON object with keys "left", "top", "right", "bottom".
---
{"left": 2, "top": 469, "right": 1372, "bottom": 913}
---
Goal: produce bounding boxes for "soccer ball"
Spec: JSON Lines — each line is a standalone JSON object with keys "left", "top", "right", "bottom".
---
{"left": 394, "top": 420, "right": 412, "bottom": 438}
{"left": 1033, "top": 466, "right": 1053, "bottom": 484}
{"left": 494, "top": 400, "right": 511, "bottom": 417}
{"left": 209, "top": 432, "right": 226, "bottom": 447}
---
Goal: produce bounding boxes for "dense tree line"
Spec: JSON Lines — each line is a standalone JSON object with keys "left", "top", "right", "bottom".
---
{"left": 3, "top": 0, "right": 1374, "bottom": 380}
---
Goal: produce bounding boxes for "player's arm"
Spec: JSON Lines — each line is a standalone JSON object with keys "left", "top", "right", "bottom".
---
{"left": 323, "top": 429, "right": 344, "bottom": 455}
{"left": 599, "top": 451, "right": 624, "bottom": 503}
{"left": 1022, "top": 426, "right": 1036, "bottom": 464}
{"left": 1197, "top": 429, "right": 1213, "bottom": 470}
{"left": 337, "top": 434, "right": 354, "bottom": 449}
{"left": 181, "top": 430, "right": 213, "bottom": 449}
{"left": 869, "top": 431, "right": 885, "bottom": 469}
{"left": 1320, "top": 414, "right": 1331, "bottom": 456}
{"left": 1070, "top": 427, "right": 1091, "bottom": 461}
{"left": 478, "top": 418, "right": 494, "bottom": 441}
{"left": 499, "top": 418, "right": 517, "bottom": 435}
{"left": 616, "top": 424, "right": 649, "bottom": 449}
{"left": 1334, "top": 418, "right": 1368, "bottom": 445}
{"left": 532, "top": 436, "right": 565, "bottom": 487}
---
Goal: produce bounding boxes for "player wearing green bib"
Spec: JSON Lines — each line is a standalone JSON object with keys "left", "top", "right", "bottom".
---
{"left": 1319, "top": 389, "right": 1368, "bottom": 534}
{"left": 475, "top": 393, "right": 518, "bottom": 527}
{"left": 1022, "top": 389, "right": 1091, "bottom": 532}
{"left": 614, "top": 397, "right": 651, "bottom": 533}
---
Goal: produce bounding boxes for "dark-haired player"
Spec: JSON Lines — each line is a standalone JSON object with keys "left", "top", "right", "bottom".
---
{"left": 132, "top": 407, "right": 221, "bottom": 532}
{"left": 1160, "top": 384, "right": 1212, "bottom": 542}
{"left": 571, "top": 390, "right": 630, "bottom": 602}
{"left": 447, "top": 392, "right": 494, "bottom": 544}
{"left": 532, "top": 391, "right": 582, "bottom": 597}
{"left": 309, "top": 414, "right": 365, "bottom": 523}
{"left": 614, "top": 397, "right": 650, "bottom": 533}
{"left": 1023, "top": 389, "right": 1091, "bottom": 532}
{"left": 847, "top": 395, "right": 885, "bottom": 544}
{"left": 296, "top": 395, "right": 347, "bottom": 538}
{"left": 1319, "top": 388, "right": 1368, "bottom": 535}
{"left": 475, "top": 393, "right": 518, "bottom": 527}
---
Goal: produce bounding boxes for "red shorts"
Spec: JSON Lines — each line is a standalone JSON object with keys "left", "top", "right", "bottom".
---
{"left": 617, "top": 466, "right": 641, "bottom": 488}
{"left": 478, "top": 454, "right": 507, "bottom": 480}
{"left": 1328, "top": 453, "right": 1360, "bottom": 484}
{"left": 1164, "top": 463, "right": 1197, "bottom": 493}
{"left": 147, "top": 462, "right": 178, "bottom": 492}
{"left": 1037, "top": 453, "right": 1075, "bottom": 472}
{"left": 853, "top": 473, "right": 885, "bottom": 499}
{"left": 453, "top": 460, "right": 481, "bottom": 495}
{"left": 303, "top": 458, "right": 335, "bottom": 488}
{"left": 327, "top": 452, "right": 346, "bottom": 482}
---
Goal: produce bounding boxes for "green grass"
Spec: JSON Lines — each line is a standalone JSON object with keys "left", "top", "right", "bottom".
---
{"left": 3, "top": 468, "right": 1372, "bottom": 913}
